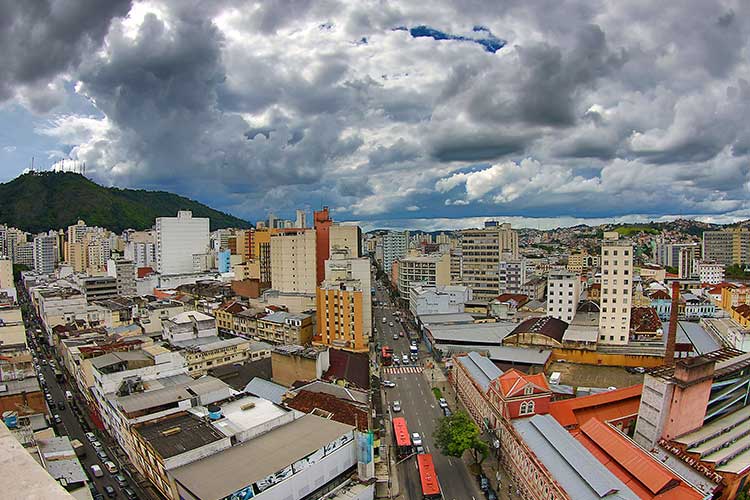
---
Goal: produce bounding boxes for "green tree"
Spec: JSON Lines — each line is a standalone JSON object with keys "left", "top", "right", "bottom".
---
{"left": 433, "top": 411, "right": 489, "bottom": 464}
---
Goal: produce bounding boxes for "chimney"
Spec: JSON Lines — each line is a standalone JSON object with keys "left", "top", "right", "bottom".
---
{"left": 665, "top": 282, "right": 680, "bottom": 365}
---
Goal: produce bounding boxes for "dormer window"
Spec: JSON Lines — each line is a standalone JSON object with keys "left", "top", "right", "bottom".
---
{"left": 524, "top": 385, "right": 533, "bottom": 395}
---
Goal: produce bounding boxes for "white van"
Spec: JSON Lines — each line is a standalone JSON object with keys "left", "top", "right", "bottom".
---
{"left": 65, "top": 390, "right": 73, "bottom": 401}
{"left": 90, "top": 464, "right": 104, "bottom": 478}
{"left": 549, "top": 372, "right": 561, "bottom": 385}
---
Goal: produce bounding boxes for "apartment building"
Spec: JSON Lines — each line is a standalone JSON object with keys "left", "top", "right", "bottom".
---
{"left": 316, "top": 280, "right": 368, "bottom": 352}
{"left": 703, "top": 228, "right": 750, "bottom": 266}
{"left": 256, "top": 311, "right": 314, "bottom": 345}
{"left": 460, "top": 222, "right": 519, "bottom": 301}
{"left": 409, "top": 284, "right": 472, "bottom": 317}
{"left": 381, "top": 230, "right": 408, "bottom": 274}
{"left": 0, "top": 257, "right": 13, "bottom": 291}
{"left": 546, "top": 271, "right": 580, "bottom": 323}
{"left": 107, "top": 258, "right": 136, "bottom": 296}
{"left": 33, "top": 234, "right": 56, "bottom": 274}
{"left": 329, "top": 224, "right": 361, "bottom": 257}
{"left": 270, "top": 229, "right": 317, "bottom": 294}
{"left": 156, "top": 211, "right": 210, "bottom": 275}
{"left": 598, "top": 232, "right": 634, "bottom": 345}
{"left": 696, "top": 260, "right": 724, "bottom": 285}
{"left": 397, "top": 252, "right": 451, "bottom": 300}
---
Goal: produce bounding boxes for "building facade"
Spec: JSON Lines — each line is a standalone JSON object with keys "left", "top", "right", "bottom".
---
{"left": 156, "top": 211, "right": 210, "bottom": 275}
{"left": 381, "top": 231, "right": 408, "bottom": 274}
{"left": 270, "top": 229, "right": 317, "bottom": 294}
{"left": 703, "top": 228, "right": 750, "bottom": 266}
{"left": 598, "top": 232, "right": 633, "bottom": 346}
{"left": 460, "top": 223, "right": 519, "bottom": 301}
{"left": 397, "top": 253, "right": 451, "bottom": 300}
{"left": 546, "top": 271, "right": 580, "bottom": 323}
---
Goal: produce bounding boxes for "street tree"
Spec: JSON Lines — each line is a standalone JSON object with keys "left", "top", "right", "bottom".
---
{"left": 433, "top": 411, "right": 489, "bottom": 463}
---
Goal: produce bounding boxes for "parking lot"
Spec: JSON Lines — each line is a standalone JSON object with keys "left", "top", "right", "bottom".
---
{"left": 547, "top": 361, "right": 645, "bottom": 388}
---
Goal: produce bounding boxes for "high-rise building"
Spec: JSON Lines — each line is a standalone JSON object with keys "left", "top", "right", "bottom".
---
{"left": 270, "top": 229, "right": 317, "bottom": 294}
{"left": 33, "top": 234, "right": 56, "bottom": 274}
{"left": 316, "top": 248, "right": 371, "bottom": 353}
{"left": 329, "top": 224, "right": 361, "bottom": 257}
{"left": 460, "top": 223, "right": 519, "bottom": 301}
{"left": 313, "top": 207, "right": 333, "bottom": 285}
{"left": 696, "top": 261, "right": 724, "bottom": 285}
{"left": 14, "top": 242, "right": 34, "bottom": 267}
{"left": 253, "top": 228, "right": 272, "bottom": 284}
{"left": 499, "top": 257, "right": 528, "bottom": 294}
{"left": 295, "top": 209, "right": 307, "bottom": 229}
{"left": 0, "top": 257, "right": 13, "bottom": 290}
{"left": 678, "top": 245, "right": 699, "bottom": 279}
{"left": 546, "top": 271, "right": 581, "bottom": 323}
{"left": 381, "top": 230, "right": 408, "bottom": 274}
{"left": 703, "top": 228, "right": 750, "bottom": 267}
{"left": 235, "top": 229, "right": 254, "bottom": 262}
{"left": 107, "top": 258, "right": 136, "bottom": 296}
{"left": 397, "top": 252, "right": 451, "bottom": 300}
{"left": 598, "top": 232, "right": 633, "bottom": 345}
{"left": 155, "top": 211, "right": 210, "bottom": 275}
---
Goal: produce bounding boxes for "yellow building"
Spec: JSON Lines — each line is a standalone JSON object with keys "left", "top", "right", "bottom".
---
{"left": 722, "top": 285, "right": 750, "bottom": 312}
{"left": 329, "top": 224, "right": 361, "bottom": 256}
{"left": 316, "top": 280, "right": 368, "bottom": 352}
{"left": 182, "top": 336, "right": 253, "bottom": 377}
{"left": 254, "top": 228, "right": 272, "bottom": 284}
{"left": 256, "top": 311, "right": 314, "bottom": 345}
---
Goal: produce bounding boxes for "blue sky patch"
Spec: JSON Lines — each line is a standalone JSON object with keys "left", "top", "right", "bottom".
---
{"left": 397, "top": 25, "right": 505, "bottom": 53}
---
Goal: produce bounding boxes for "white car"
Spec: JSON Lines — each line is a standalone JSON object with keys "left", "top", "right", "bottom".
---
{"left": 438, "top": 398, "right": 448, "bottom": 409}
{"left": 389, "top": 322, "right": 394, "bottom": 327}
{"left": 382, "top": 380, "right": 396, "bottom": 388}
{"left": 412, "top": 432, "right": 422, "bottom": 446}
{"left": 392, "top": 401, "right": 401, "bottom": 412}
{"left": 402, "top": 354, "right": 409, "bottom": 364}
{"left": 85, "top": 432, "right": 96, "bottom": 442}
{"left": 104, "top": 460, "right": 118, "bottom": 473}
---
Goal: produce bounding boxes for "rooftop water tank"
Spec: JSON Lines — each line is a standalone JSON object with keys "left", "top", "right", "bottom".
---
{"left": 207, "top": 405, "right": 222, "bottom": 420}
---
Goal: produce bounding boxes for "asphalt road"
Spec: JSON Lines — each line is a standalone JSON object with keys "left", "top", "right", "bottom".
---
{"left": 19, "top": 289, "right": 150, "bottom": 499}
{"left": 373, "top": 280, "right": 482, "bottom": 500}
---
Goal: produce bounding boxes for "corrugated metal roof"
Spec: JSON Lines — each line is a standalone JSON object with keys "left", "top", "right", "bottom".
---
{"left": 513, "top": 414, "right": 639, "bottom": 500}
{"left": 243, "top": 377, "right": 288, "bottom": 404}
{"left": 456, "top": 352, "right": 502, "bottom": 392}
{"left": 439, "top": 344, "right": 551, "bottom": 365}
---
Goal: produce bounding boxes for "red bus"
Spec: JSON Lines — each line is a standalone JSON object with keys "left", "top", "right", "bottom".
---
{"left": 417, "top": 453, "right": 441, "bottom": 499}
{"left": 392, "top": 417, "right": 412, "bottom": 459}
{"left": 381, "top": 346, "right": 393, "bottom": 366}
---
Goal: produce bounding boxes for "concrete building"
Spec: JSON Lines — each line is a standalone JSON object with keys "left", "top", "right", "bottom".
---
{"left": 654, "top": 241, "right": 701, "bottom": 268}
{"left": 329, "top": 224, "right": 361, "bottom": 257}
{"left": 460, "top": 223, "right": 519, "bottom": 301}
{"left": 397, "top": 252, "right": 450, "bottom": 300}
{"left": 107, "top": 258, "right": 136, "bottom": 296}
{"left": 294, "top": 208, "right": 307, "bottom": 228}
{"left": 546, "top": 271, "right": 580, "bottom": 323}
{"left": 162, "top": 311, "right": 216, "bottom": 343}
{"left": 80, "top": 275, "right": 118, "bottom": 302}
{"left": 696, "top": 261, "right": 725, "bottom": 285}
{"left": 381, "top": 230, "right": 408, "bottom": 274}
{"left": 316, "top": 280, "right": 368, "bottom": 352}
{"left": 33, "top": 234, "right": 56, "bottom": 274}
{"left": 703, "top": 228, "right": 750, "bottom": 266}
{"left": 256, "top": 311, "right": 314, "bottom": 346}
{"left": 499, "top": 258, "right": 528, "bottom": 294}
{"left": 313, "top": 207, "right": 333, "bottom": 285}
{"left": 271, "top": 345, "right": 330, "bottom": 386}
{"left": 156, "top": 211, "right": 210, "bottom": 275}
{"left": 598, "top": 232, "right": 633, "bottom": 345}
{"left": 0, "top": 257, "right": 13, "bottom": 295}
{"left": 678, "top": 245, "right": 700, "bottom": 279}
{"left": 409, "top": 284, "right": 472, "bottom": 317}
{"left": 270, "top": 229, "right": 317, "bottom": 294}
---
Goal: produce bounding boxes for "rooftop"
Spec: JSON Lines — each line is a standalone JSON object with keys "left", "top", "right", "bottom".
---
{"left": 133, "top": 411, "right": 227, "bottom": 459}
{"left": 290, "top": 380, "right": 369, "bottom": 405}
{"left": 418, "top": 312, "right": 475, "bottom": 325}
{"left": 325, "top": 348, "right": 370, "bottom": 389}
{"left": 456, "top": 351, "right": 503, "bottom": 392}
{"left": 549, "top": 385, "right": 643, "bottom": 430}
{"left": 243, "top": 377, "right": 288, "bottom": 404}
{"left": 513, "top": 414, "right": 639, "bottom": 500}
{"left": 197, "top": 394, "right": 290, "bottom": 439}
{"left": 427, "top": 321, "right": 516, "bottom": 345}
{"left": 495, "top": 368, "right": 550, "bottom": 397}
{"left": 510, "top": 316, "right": 569, "bottom": 343}
{"left": 259, "top": 310, "right": 311, "bottom": 324}
{"left": 168, "top": 311, "right": 214, "bottom": 324}
{"left": 172, "top": 335, "right": 247, "bottom": 353}
{"left": 630, "top": 307, "right": 663, "bottom": 334}
{"left": 440, "top": 344, "right": 551, "bottom": 366}
{"left": 285, "top": 389, "right": 369, "bottom": 431}
{"left": 171, "top": 414, "right": 353, "bottom": 499}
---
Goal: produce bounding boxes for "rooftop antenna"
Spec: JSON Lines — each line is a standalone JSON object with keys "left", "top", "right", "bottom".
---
{"left": 30, "top": 156, "right": 34, "bottom": 173}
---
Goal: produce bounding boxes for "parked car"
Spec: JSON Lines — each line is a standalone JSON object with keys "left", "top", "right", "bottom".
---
{"left": 438, "top": 398, "right": 448, "bottom": 409}
{"left": 92, "top": 440, "right": 102, "bottom": 449}
{"left": 104, "top": 460, "right": 118, "bottom": 473}
{"left": 442, "top": 407, "right": 452, "bottom": 417}
{"left": 104, "top": 485, "right": 116, "bottom": 498}
{"left": 90, "top": 464, "right": 104, "bottom": 478}
{"left": 123, "top": 487, "right": 138, "bottom": 500}
{"left": 392, "top": 401, "right": 401, "bottom": 412}
{"left": 114, "top": 474, "right": 128, "bottom": 487}
{"left": 486, "top": 488, "right": 498, "bottom": 500}
{"left": 382, "top": 380, "right": 396, "bottom": 388}
{"left": 97, "top": 450, "right": 108, "bottom": 461}
{"left": 412, "top": 432, "right": 422, "bottom": 446}
{"left": 53, "top": 414, "right": 62, "bottom": 424}
{"left": 85, "top": 432, "right": 96, "bottom": 442}
{"left": 478, "top": 473, "right": 489, "bottom": 492}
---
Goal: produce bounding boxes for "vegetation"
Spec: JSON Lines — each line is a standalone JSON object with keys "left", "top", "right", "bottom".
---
{"left": 12, "top": 264, "right": 29, "bottom": 281}
{"left": 433, "top": 411, "right": 489, "bottom": 464}
{"left": 726, "top": 264, "right": 750, "bottom": 279}
{"left": 665, "top": 266, "right": 678, "bottom": 275}
{"left": 614, "top": 225, "right": 660, "bottom": 236}
{"left": 0, "top": 172, "right": 251, "bottom": 233}
{"left": 432, "top": 387, "right": 443, "bottom": 399}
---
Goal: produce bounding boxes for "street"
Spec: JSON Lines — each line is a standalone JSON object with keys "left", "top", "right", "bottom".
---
{"left": 373, "top": 279, "right": 483, "bottom": 500}
{"left": 19, "top": 287, "right": 151, "bottom": 499}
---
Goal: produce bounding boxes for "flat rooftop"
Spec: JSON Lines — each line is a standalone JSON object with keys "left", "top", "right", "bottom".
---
{"left": 194, "top": 394, "right": 289, "bottom": 438}
{"left": 134, "top": 412, "right": 227, "bottom": 459}
{"left": 428, "top": 322, "right": 516, "bottom": 345}
{"left": 171, "top": 414, "right": 353, "bottom": 499}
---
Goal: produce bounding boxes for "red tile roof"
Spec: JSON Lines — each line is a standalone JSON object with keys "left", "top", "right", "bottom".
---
{"left": 649, "top": 289, "right": 671, "bottom": 300}
{"left": 549, "top": 384, "right": 643, "bottom": 429}
{"left": 324, "top": 349, "right": 370, "bottom": 390}
{"left": 219, "top": 300, "right": 247, "bottom": 315}
{"left": 284, "top": 390, "right": 368, "bottom": 431}
{"left": 573, "top": 419, "right": 703, "bottom": 500}
{"left": 630, "top": 307, "right": 662, "bottom": 333}
{"left": 510, "top": 316, "right": 568, "bottom": 342}
{"left": 495, "top": 368, "right": 550, "bottom": 397}
{"left": 495, "top": 293, "right": 529, "bottom": 307}
{"left": 137, "top": 266, "right": 155, "bottom": 278}
{"left": 707, "top": 282, "right": 735, "bottom": 295}
{"left": 734, "top": 304, "right": 750, "bottom": 320}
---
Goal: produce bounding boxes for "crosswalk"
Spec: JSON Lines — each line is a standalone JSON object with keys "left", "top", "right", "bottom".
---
{"left": 384, "top": 366, "right": 423, "bottom": 374}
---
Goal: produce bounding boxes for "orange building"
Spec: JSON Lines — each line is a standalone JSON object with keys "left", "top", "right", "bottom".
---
{"left": 549, "top": 384, "right": 643, "bottom": 433}
{"left": 315, "top": 281, "right": 368, "bottom": 352}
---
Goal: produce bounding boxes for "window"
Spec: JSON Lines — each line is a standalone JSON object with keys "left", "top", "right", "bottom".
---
{"left": 620, "top": 336, "right": 625, "bottom": 341}
{"left": 524, "top": 385, "right": 534, "bottom": 395}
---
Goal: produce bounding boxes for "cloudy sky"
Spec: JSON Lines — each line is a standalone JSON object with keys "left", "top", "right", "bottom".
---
{"left": 1, "top": 0, "right": 749, "bottom": 229}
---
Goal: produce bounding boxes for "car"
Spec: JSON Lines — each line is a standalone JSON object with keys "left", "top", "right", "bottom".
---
{"left": 92, "top": 440, "right": 103, "bottom": 449}
{"left": 634, "top": 366, "right": 646, "bottom": 374}
{"left": 57, "top": 401, "right": 65, "bottom": 410}
{"left": 393, "top": 358, "right": 400, "bottom": 366}
{"left": 53, "top": 414, "right": 62, "bottom": 424}
{"left": 389, "top": 322, "right": 394, "bottom": 327}
{"left": 486, "top": 488, "right": 498, "bottom": 500}
{"left": 103, "top": 485, "right": 116, "bottom": 498}
{"left": 123, "top": 487, "right": 138, "bottom": 500}
{"left": 393, "top": 334, "right": 399, "bottom": 340}
{"left": 438, "top": 398, "right": 448, "bottom": 409}
{"left": 392, "top": 401, "right": 401, "bottom": 412}
{"left": 93, "top": 494, "right": 105, "bottom": 500}
{"left": 411, "top": 432, "right": 422, "bottom": 446}
{"left": 104, "top": 460, "right": 118, "bottom": 473}
{"left": 90, "top": 464, "right": 104, "bottom": 478}
{"left": 45, "top": 393, "right": 53, "bottom": 402}
{"left": 415, "top": 444, "right": 425, "bottom": 454}
{"left": 442, "top": 407, "right": 452, "bottom": 417}
{"left": 478, "top": 473, "right": 489, "bottom": 491}
{"left": 382, "top": 317, "right": 387, "bottom": 324}
{"left": 114, "top": 473, "right": 128, "bottom": 487}
{"left": 41, "top": 359, "right": 47, "bottom": 365}
{"left": 399, "top": 331, "right": 404, "bottom": 337}
{"left": 85, "top": 432, "right": 96, "bottom": 442}
{"left": 382, "top": 380, "right": 396, "bottom": 388}
{"left": 97, "top": 450, "right": 109, "bottom": 461}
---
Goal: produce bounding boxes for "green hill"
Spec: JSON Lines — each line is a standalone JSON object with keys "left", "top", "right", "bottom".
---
{"left": 0, "top": 172, "right": 251, "bottom": 233}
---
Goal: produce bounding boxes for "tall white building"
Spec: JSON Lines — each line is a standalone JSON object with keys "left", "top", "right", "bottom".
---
{"left": 382, "top": 230, "right": 409, "bottom": 274}
{"left": 0, "top": 257, "right": 13, "bottom": 291}
{"left": 295, "top": 209, "right": 307, "bottom": 228}
{"left": 499, "top": 258, "right": 528, "bottom": 294}
{"left": 598, "top": 232, "right": 633, "bottom": 345}
{"left": 696, "top": 261, "right": 724, "bottom": 285}
{"left": 155, "top": 211, "right": 210, "bottom": 275}
{"left": 33, "top": 234, "right": 56, "bottom": 274}
{"left": 270, "top": 229, "right": 317, "bottom": 294}
{"left": 546, "top": 271, "right": 580, "bottom": 323}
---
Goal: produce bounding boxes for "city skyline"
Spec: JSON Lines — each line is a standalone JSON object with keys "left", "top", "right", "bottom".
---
{"left": 1, "top": 1, "right": 748, "bottom": 226}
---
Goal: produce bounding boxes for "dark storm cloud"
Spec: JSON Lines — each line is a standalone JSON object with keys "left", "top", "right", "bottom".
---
{"left": 0, "top": 0, "right": 131, "bottom": 111}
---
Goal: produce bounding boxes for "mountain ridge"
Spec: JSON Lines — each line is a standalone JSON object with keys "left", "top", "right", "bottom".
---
{"left": 0, "top": 172, "right": 251, "bottom": 233}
